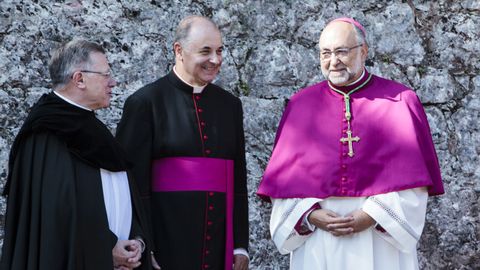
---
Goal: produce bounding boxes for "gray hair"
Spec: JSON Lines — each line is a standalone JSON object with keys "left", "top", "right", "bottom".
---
{"left": 351, "top": 23, "right": 367, "bottom": 46}
{"left": 174, "top": 15, "right": 219, "bottom": 47}
{"left": 49, "top": 39, "right": 105, "bottom": 89}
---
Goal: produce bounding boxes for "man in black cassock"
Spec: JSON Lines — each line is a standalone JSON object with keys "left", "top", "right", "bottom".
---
{"left": 116, "top": 16, "right": 249, "bottom": 270}
{"left": 0, "top": 39, "right": 152, "bottom": 270}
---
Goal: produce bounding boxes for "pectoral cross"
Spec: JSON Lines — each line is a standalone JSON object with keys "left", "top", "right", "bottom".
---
{"left": 328, "top": 73, "right": 372, "bottom": 159}
{"left": 340, "top": 130, "right": 360, "bottom": 157}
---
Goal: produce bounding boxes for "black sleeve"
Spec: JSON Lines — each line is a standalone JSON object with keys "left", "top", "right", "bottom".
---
{"left": 116, "top": 94, "right": 153, "bottom": 198}
{"left": 127, "top": 169, "right": 155, "bottom": 270}
{"left": 233, "top": 99, "right": 249, "bottom": 251}
{"left": 116, "top": 93, "right": 157, "bottom": 255}
{"left": 1, "top": 133, "right": 114, "bottom": 270}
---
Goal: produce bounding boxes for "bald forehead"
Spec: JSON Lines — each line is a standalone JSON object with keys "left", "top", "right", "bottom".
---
{"left": 180, "top": 16, "right": 217, "bottom": 29}
{"left": 190, "top": 18, "right": 220, "bottom": 35}
{"left": 319, "top": 21, "right": 358, "bottom": 48}
{"left": 175, "top": 16, "right": 221, "bottom": 47}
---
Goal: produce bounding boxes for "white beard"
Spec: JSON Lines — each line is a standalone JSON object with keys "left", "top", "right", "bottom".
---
{"left": 328, "top": 70, "right": 354, "bottom": 85}
{"left": 322, "top": 54, "right": 364, "bottom": 86}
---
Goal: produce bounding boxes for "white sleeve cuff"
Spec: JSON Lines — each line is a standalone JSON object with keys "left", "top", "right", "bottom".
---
{"left": 302, "top": 207, "right": 318, "bottom": 232}
{"left": 233, "top": 248, "right": 249, "bottom": 260}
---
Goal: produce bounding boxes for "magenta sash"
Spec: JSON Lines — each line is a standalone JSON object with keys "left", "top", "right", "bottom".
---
{"left": 152, "top": 157, "right": 234, "bottom": 270}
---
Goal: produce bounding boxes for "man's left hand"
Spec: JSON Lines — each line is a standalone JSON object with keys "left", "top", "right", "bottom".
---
{"left": 346, "top": 209, "right": 376, "bottom": 233}
{"left": 233, "top": 254, "right": 248, "bottom": 270}
{"left": 113, "top": 239, "right": 142, "bottom": 269}
{"left": 326, "top": 209, "right": 376, "bottom": 235}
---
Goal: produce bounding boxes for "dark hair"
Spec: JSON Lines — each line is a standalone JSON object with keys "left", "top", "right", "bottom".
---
{"left": 49, "top": 39, "right": 105, "bottom": 89}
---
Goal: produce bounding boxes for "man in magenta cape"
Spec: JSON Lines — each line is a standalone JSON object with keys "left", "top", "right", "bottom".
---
{"left": 257, "top": 17, "right": 444, "bottom": 270}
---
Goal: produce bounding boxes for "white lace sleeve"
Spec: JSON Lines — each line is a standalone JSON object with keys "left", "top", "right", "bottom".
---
{"left": 270, "top": 198, "right": 322, "bottom": 254}
{"left": 362, "top": 187, "right": 428, "bottom": 252}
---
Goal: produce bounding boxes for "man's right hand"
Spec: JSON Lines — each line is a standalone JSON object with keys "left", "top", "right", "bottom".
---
{"left": 308, "top": 209, "right": 355, "bottom": 236}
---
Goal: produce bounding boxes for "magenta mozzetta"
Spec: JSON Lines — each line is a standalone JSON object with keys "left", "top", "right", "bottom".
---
{"left": 258, "top": 69, "right": 444, "bottom": 200}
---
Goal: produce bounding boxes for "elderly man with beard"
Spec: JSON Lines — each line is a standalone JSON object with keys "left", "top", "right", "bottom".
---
{"left": 257, "top": 17, "right": 444, "bottom": 270}
{"left": 116, "top": 16, "right": 249, "bottom": 270}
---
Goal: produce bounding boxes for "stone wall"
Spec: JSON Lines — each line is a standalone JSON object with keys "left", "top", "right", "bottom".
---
{"left": 0, "top": 0, "right": 479, "bottom": 269}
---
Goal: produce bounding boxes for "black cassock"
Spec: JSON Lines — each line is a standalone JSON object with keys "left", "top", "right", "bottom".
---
{"left": 0, "top": 93, "right": 150, "bottom": 270}
{"left": 116, "top": 71, "right": 249, "bottom": 270}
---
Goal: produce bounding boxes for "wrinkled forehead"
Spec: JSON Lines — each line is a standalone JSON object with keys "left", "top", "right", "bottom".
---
{"left": 319, "top": 21, "right": 358, "bottom": 49}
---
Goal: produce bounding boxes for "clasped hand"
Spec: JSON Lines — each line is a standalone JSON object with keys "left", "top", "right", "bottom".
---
{"left": 308, "top": 209, "right": 375, "bottom": 236}
{"left": 113, "top": 239, "right": 143, "bottom": 270}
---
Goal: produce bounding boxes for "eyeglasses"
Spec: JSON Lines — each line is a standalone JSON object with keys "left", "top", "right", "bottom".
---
{"left": 320, "top": 44, "right": 363, "bottom": 61}
{"left": 80, "top": 70, "right": 112, "bottom": 78}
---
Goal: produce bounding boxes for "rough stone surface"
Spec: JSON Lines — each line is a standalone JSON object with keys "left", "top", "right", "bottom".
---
{"left": 0, "top": 0, "right": 479, "bottom": 269}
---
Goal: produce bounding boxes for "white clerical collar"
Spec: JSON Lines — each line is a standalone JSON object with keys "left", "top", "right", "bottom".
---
{"left": 173, "top": 66, "right": 207, "bottom": 94}
{"left": 346, "top": 69, "right": 366, "bottom": 86}
{"left": 53, "top": 91, "right": 92, "bottom": 111}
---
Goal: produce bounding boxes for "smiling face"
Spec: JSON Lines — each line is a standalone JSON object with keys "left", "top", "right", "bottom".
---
{"left": 80, "top": 52, "right": 116, "bottom": 110}
{"left": 319, "top": 21, "right": 367, "bottom": 86}
{"left": 174, "top": 19, "right": 223, "bottom": 86}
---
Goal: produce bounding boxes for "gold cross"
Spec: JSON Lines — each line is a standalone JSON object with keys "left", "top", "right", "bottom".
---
{"left": 340, "top": 130, "right": 360, "bottom": 157}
